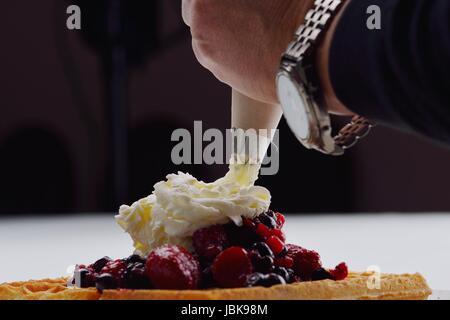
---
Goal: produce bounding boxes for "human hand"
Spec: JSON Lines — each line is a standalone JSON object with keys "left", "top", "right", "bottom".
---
{"left": 182, "top": 0, "right": 312, "bottom": 104}
{"left": 182, "top": 0, "right": 352, "bottom": 114}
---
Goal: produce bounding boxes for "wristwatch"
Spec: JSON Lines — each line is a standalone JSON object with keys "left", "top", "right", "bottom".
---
{"left": 276, "top": 0, "right": 373, "bottom": 156}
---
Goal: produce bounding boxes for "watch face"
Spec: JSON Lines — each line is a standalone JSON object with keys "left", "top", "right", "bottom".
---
{"left": 277, "top": 73, "right": 310, "bottom": 140}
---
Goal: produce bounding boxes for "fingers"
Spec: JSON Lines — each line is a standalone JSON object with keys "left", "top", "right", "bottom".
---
{"left": 181, "top": 0, "right": 193, "bottom": 26}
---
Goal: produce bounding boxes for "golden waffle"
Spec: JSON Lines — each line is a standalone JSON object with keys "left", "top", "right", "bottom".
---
{"left": 0, "top": 272, "right": 431, "bottom": 300}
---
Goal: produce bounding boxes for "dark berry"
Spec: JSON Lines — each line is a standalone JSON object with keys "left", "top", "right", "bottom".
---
{"left": 146, "top": 245, "right": 200, "bottom": 290}
{"left": 252, "top": 254, "right": 274, "bottom": 273}
{"left": 124, "top": 263, "right": 151, "bottom": 289}
{"left": 329, "top": 262, "right": 348, "bottom": 281}
{"left": 96, "top": 273, "right": 117, "bottom": 291}
{"left": 74, "top": 268, "right": 96, "bottom": 288}
{"left": 200, "top": 267, "right": 215, "bottom": 289}
{"left": 246, "top": 272, "right": 286, "bottom": 287}
{"left": 225, "top": 223, "right": 260, "bottom": 248}
{"left": 126, "top": 254, "right": 146, "bottom": 264}
{"left": 212, "top": 247, "right": 253, "bottom": 288}
{"left": 273, "top": 266, "right": 292, "bottom": 283}
{"left": 251, "top": 242, "right": 274, "bottom": 257}
{"left": 266, "top": 236, "right": 285, "bottom": 255}
{"left": 193, "top": 225, "right": 229, "bottom": 262}
{"left": 265, "top": 210, "right": 276, "bottom": 219}
{"left": 292, "top": 248, "right": 322, "bottom": 280}
{"left": 311, "top": 268, "right": 332, "bottom": 281}
{"left": 259, "top": 214, "right": 277, "bottom": 229}
{"left": 90, "top": 256, "right": 112, "bottom": 273}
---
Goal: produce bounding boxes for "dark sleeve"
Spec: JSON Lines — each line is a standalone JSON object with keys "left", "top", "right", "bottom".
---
{"left": 329, "top": 0, "right": 450, "bottom": 145}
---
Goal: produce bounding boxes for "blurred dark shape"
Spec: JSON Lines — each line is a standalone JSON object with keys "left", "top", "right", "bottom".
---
{"left": 69, "top": 0, "right": 187, "bottom": 208}
{"left": 259, "top": 120, "right": 354, "bottom": 213}
{"left": 0, "top": 128, "right": 74, "bottom": 214}
{"left": 127, "top": 119, "right": 206, "bottom": 202}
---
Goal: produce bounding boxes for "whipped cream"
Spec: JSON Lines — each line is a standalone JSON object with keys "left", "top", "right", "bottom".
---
{"left": 115, "top": 161, "right": 271, "bottom": 256}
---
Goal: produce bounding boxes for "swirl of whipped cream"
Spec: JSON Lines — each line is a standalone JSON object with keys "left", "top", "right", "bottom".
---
{"left": 115, "top": 162, "right": 270, "bottom": 256}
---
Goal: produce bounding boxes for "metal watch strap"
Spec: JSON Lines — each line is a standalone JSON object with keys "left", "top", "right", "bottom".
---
{"left": 282, "top": 0, "right": 374, "bottom": 153}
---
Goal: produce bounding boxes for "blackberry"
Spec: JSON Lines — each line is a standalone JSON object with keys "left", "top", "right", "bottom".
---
{"left": 95, "top": 273, "right": 117, "bottom": 291}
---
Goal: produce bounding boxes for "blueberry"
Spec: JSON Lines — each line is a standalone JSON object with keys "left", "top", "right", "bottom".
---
{"left": 277, "top": 246, "right": 288, "bottom": 257}
{"left": 264, "top": 273, "right": 286, "bottom": 286}
{"left": 123, "top": 266, "right": 151, "bottom": 289}
{"left": 311, "top": 268, "right": 332, "bottom": 281}
{"left": 265, "top": 210, "right": 276, "bottom": 219}
{"left": 126, "top": 254, "right": 146, "bottom": 264}
{"left": 95, "top": 273, "right": 117, "bottom": 291}
{"left": 246, "top": 273, "right": 286, "bottom": 287}
{"left": 273, "top": 266, "right": 290, "bottom": 282}
{"left": 251, "top": 242, "right": 274, "bottom": 257}
{"left": 252, "top": 254, "right": 273, "bottom": 273}
{"left": 92, "top": 256, "right": 112, "bottom": 273}
{"left": 259, "top": 214, "right": 277, "bottom": 229}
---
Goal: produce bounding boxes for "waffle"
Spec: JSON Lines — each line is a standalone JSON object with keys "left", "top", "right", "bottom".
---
{"left": 0, "top": 272, "right": 431, "bottom": 300}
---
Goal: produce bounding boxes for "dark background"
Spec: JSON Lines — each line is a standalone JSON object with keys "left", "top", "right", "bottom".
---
{"left": 1, "top": 0, "right": 450, "bottom": 215}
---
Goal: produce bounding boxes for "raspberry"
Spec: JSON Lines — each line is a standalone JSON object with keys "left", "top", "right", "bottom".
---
{"left": 329, "top": 262, "right": 348, "bottom": 281}
{"left": 285, "top": 244, "right": 304, "bottom": 258}
{"left": 266, "top": 236, "right": 285, "bottom": 255}
{"left": 212, "top": 247, "right": 253, "bottom": 288}
{"left": 292, "top": 248, "right": 322, "bottom": 280}
{"left": 274, "top": 256, "right": 294, "bottom": 268}
{"left": 275, "top": 212, "right": 285, "bottom": 228}
{"left": 145, "top": 245, "right": 200, "bottom": 289}
{"left": 255, "top": 223, "right": 271, "bottom": 239}
{"left": 193, "top": 225, "right": 229, "bottom": 262}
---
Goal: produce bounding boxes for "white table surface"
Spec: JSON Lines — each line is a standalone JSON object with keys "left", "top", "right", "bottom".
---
{"left": 1, "top": 213, "right": 449, "bottom": 292}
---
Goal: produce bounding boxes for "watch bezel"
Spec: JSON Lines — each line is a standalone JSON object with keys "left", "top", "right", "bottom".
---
{"left": 276, "top": 63, "right": 342, "bottom": 155}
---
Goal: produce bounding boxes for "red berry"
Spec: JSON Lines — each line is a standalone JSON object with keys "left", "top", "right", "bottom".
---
{"left": 212, "top": 247, "right": 253, "bottom": 288}
{"left": 101, "top": 259, "right": 127, "bottom": 278}
{"left": 255, "top": 223, "right": 271, "bottom": 239}
{"left": 285, "top": 244, "right": 304, "bottom": 258}
{"left": 292, "top": 248, "right": 322, "bottom": 280}
{"left": 266, "top": 236, "right": 284, "bottom": 255}
{"left": 329, "top": 262, "right": 348, "bottom": 281}
{"left": 276, "top": 212, "right": 285, "bottom": 227}
{"left": 193, "top": 225, "right": 229, "bottom": 262}
{"left": 146, "top": 245, "right": 200, "bottom": 289}
{"left": 270, "top": 229, "right": 286, "bottom": 242}
{"left": 274, "top": 256, "right": 294, "bottom": 268}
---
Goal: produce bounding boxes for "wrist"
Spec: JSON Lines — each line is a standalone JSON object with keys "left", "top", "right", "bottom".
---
{"left": 316, "top": 0, "right": 353, "bottom": 115}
